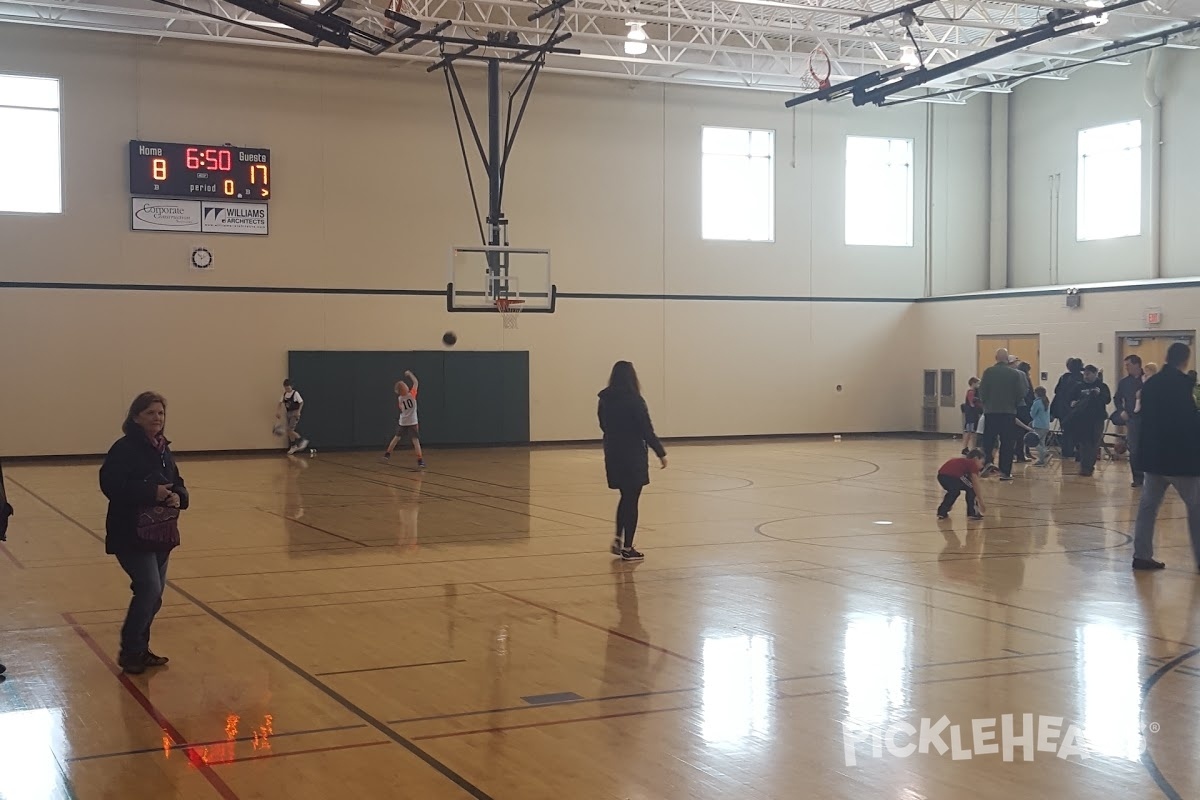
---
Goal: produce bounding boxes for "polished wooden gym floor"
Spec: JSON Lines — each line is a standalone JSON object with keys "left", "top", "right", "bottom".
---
{"left": 2, "top": 438, "right": 1198, "bottom": 799}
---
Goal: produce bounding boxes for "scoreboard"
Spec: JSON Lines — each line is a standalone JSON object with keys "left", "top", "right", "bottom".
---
{"left": 129, "top": 140, "right": 271, "bottom": 201}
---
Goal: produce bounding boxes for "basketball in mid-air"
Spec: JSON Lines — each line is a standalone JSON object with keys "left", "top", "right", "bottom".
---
{"left": 442, "top": 331, "right": 457, "bottom": 346}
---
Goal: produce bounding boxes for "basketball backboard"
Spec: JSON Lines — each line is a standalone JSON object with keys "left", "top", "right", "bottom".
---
{"left": 447, "top": 246, "right": 555, "bottom": 313}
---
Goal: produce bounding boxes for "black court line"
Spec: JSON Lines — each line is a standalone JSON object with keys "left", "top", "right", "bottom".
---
{"left": 163, "top": 584, "right": 496, "bottom": 800}
{"left": 1140, "top": 646, "right": 1200, "bottom": 800}
{"left": 69, "top": 723, "right": 370, "bottom": 762}
{"left": 10, "top": 477, "right": 497, "bottom": 800}
{"left": 798, "top": 559, "right": 1200, "bottom": 650}
{"left": 785, "top": 569, "right": 1085, "bottom": 646}
{"left": 256, "top": 508, "right": 370, "bottom": 548}
{"left": 316, "top": 659, "right": 467, "bottom": 677}
{"left": 388, "top": 649, "right": 1070, "bottom": 726}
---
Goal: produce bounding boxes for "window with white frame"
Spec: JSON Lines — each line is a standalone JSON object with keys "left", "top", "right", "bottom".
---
{"left": 1077, "top": 120, "right": 1141, "bottom": 241}
{"left": 844, "top": 136, "right": 913, "bottom": 247}
{"left": 0, "top": 75, "right": 61, "bottom": 214}
{"left": 701, "top": 127, "right": 774, "bottom": 242}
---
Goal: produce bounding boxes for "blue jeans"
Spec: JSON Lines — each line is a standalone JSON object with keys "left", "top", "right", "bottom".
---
{"left": 115, "top": 550, "right": 170, "bottom": 656}
{"left": 1034, "top": 428, "right": 1049, "bottom": 464}
{"left": 1132, "top": 474, "right": 1200, "bottom": 564}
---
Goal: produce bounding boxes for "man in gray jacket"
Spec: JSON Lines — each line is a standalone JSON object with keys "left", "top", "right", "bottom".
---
{"left": 978, "top": 348, "right": 1027, "bottom": 481}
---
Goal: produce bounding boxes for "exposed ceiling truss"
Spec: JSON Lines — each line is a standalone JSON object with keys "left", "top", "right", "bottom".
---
{"left": 1, "top": 0, "right": 1197, "bottom": 101}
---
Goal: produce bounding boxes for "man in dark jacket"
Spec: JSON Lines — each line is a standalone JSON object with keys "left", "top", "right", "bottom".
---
{"left": 1131, "top": 343, "right": 1200, "bottom": 570}
{"left": 1051, "top": 358, "right": 1084, "bottom": 459}
{"left": 978, "top": 348, "right": 1026, "bottom": 481}
{"left": 1113, "top": 354, "right": 1145, "bottom": 487}
{"left": 1065, "top": 365, "right": 1111, "bottom": 477}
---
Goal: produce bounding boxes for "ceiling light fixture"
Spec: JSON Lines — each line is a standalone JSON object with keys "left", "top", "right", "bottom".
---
{"left": 625, "top": 20, "right": 648, "bottom": 55}
{"left": 899, "top": 45, "right": 921, "bottom": 69}
{"left": 300, "top": 0, "right": 321, "bottom": 7}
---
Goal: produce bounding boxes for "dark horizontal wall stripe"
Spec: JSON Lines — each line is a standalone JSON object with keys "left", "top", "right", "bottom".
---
{"left": 916, "top": 277, "right": 1200, "bottom": 303}
{"left": 0, "top": 281, "right": 444, "bottom": 297}
{"left": 558, "top": 291, "right": 910, "bottom": 303}
{"left": 0, "top": 280, "right": 911, "bottom": 303}
{"left": 4, "top": 277, "right": 1200, "bottom": 302}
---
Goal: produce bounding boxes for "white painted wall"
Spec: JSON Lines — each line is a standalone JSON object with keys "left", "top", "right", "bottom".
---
{"left": 1007, "top": 49, "right": 1200, "bottom": 288}
{"left": 2, "top": 26, "right": 977, "bottom": 456}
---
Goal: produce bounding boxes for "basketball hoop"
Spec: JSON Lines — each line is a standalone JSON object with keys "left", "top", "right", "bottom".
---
{"left": 807, "top": 46, "right": 832, "bottom": 90}
{"left": 496, "top": 297, "right": 525, "bottom": 329}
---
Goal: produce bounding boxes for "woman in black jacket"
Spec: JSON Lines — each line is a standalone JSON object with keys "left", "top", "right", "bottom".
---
{"left": 598, "top": 361, "right": 666, "bottom": 562}
{"left": 99, "top": 392, "right": 189, "bottom": 674}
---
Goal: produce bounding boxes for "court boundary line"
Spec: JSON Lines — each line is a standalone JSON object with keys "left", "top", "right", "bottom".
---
{"left": 1140, "top": 646, "right": 1200, "bottom": 800}
{"left": 477, "top": 583, "right": 701, "bottom": 664}
{"left": 0, "top": 543, "right": 24, "bottom": 569}
{"left": 14, "top": 477, "right": 499, "bottom": 800}
{"left": 68, "top": 722, "right": 370, "bottom": 763}
{"left": 316, "top": 659, "right": 467, "bottom": 677}
{"left": 409, "top": 664, "right": 1075, "bottom": 742}
{"left": 787, "top": 564, "right": 1199, "bottom": 650}
{"left": 62, "top": 612, "right": 241, "bottom": 800}
{"left": 387, "top": 648, "right": 1071, "bottom": 726}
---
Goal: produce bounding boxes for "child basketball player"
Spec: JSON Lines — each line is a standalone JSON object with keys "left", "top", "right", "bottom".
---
{"left": 936, "top": 449, "right": 986, "bottom": 521}
{"left": 382, "top": 370, "right": 425, "bottom": 468}
{"left": 277, "top": 380, "right": 309, "bottom": 455}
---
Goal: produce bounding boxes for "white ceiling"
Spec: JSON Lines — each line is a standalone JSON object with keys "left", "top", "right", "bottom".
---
{"left": 1, "top": 0, "right": 1197, "bottom": 101}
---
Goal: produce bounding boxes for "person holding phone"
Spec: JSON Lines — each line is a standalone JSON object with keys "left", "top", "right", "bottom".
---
{"left": 99, "top": 392, "right": 189, "bottom": 675}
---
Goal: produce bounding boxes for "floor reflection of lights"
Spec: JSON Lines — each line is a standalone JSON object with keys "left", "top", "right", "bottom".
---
{"left": 1079, "top": 623, "right": 1143, "bottom": 760}
{"left": 0, "top": 708, "right": 66, "bottom": 800}
{"left": 701, "top": 635, "right": 773, "bottom": 746}
{"left": 843, "top": 614, "right": 912, "bottom": 731}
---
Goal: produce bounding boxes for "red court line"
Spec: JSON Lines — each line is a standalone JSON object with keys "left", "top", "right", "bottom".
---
{"left": 0, "top": 543, "right": 24, "bottom": 569}
{"left": 476, "top": 584, "right": 701, "bottom": 665}
{"left": 209, "top": 740, "right": 388, "bottom": 765}
{"left": 62, "top": 612, "right": 241, "bottom": 800}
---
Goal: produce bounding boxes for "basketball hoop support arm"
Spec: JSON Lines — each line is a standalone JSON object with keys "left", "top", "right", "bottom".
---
{"left": 430, "top": 16, "right": 574, "bottom": 290}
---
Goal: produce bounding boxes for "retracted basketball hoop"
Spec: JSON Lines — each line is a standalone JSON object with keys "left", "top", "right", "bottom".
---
{"left": 496, "top": 296, "right": 525, "bottom": 329}
{"left": 808, "top": 46, "right": 832, "bottom": 90}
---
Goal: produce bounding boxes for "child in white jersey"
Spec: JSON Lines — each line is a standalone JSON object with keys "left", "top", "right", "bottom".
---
{"left": 277, "top": 379, "right": 309, "bottom": 455}
{"left": 382, "top": 370, "right": 425, "bottom": 468}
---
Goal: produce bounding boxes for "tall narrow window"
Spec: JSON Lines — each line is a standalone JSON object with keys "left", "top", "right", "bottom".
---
{"left": 1077, "top": 120, "right": 1141, "bottom": 241}
{"left": 701, "top": 126, "right": 774, "bottom": 242}
{"left": 845, "top": 136, "right": 913, "bottom": 247}
{"left": 0, "top": 74, "right": 61, "bottom": 214}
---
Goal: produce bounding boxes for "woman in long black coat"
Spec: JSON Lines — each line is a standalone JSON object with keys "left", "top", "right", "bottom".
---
{"left": 99, "top": 391, "right": 189, "bottom": 674}
{"left": 598, "top": 361, "right": 667, "bottom": 561}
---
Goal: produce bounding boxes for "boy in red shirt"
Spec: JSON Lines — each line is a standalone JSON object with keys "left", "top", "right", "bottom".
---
{"left": 937, "top": 449, "right": 986, "bottom": 521}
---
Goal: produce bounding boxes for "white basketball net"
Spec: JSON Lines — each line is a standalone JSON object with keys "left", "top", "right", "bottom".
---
{"left": 497, "top": 298, "right": 524, "bottom": 329}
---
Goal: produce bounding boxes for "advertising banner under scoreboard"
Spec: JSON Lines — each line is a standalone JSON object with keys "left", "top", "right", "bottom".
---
{"left": 201, "top": 202, "right": 269, "bottom": 235}
{"left": 130, "top": 198, "right": 268, "bottom": 235}
{"left": 131, "top": 198, "right": 202, "bottom": 232}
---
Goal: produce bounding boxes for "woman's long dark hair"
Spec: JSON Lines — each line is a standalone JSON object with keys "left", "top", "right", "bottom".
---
{"left": 122, "top": 391, "right": 168, "bottom": 436}
{"left": 607, "top": 361, "right": 641, "bottom": 395}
